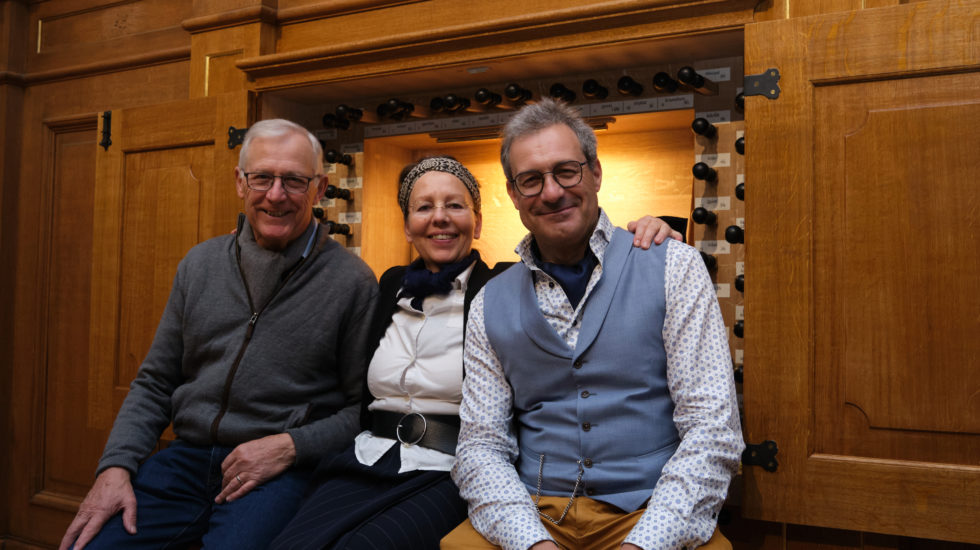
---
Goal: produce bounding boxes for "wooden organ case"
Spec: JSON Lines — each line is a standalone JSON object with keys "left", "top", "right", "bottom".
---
{"left": 3, "top": 1, "right": 978, "bottom": 549}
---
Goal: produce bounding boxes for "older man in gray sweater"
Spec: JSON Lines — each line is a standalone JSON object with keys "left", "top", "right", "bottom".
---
{"left": 60, "top": 119, "right": 378, "bottom": 550}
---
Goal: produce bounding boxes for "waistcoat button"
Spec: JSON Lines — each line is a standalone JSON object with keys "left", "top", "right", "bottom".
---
{"left": 584, "top": 458, "right": 593, "bottom": 468}
{"left": 582, "top": 422, "right": 591, "bottom": 431}
{"left": 581, "top": 390, "right": 590, "bottom": 398}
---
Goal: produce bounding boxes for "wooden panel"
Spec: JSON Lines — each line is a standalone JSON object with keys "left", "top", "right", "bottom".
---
{"left": 37, "top": 0, "right": 185, "bottom": 53}
{"left": 814, "top": 74, "right": 980, "bottom": 461}
{"left": 39, "top": 118, "right": 108, "bottom": 501}
{"left": 28, "top": 0, "right": 192, "bottom": 77}
{"left": 114, "top": 148, "right": 213, "bottom": 392}
{"left": 742, "top": 1, "right": 980, "bottom": 543}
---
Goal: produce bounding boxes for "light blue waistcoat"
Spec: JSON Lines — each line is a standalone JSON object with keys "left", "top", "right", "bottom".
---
{"left": 483, "top": 228, "right": 679, "bottom": 512}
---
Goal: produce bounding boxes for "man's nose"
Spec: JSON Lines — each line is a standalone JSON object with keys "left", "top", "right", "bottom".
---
{"left": 265, "top": 177, "right": 289, "bottom": 200}
{"left": 538, "top": 173, "right": 565, "bottom": 202}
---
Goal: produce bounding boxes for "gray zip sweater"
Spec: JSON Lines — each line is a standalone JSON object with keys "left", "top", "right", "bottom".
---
{"left": 97, "top": 218, "right": 379, "bottom": 475}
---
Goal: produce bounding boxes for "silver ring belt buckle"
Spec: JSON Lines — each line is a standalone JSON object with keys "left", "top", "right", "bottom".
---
{"left": 396, "top": 412, "right": 427, "bottom": 446}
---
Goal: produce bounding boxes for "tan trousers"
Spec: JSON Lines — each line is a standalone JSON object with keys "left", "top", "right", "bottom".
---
{"left": 440, "top": 496, "right": 731, "bottom": 550}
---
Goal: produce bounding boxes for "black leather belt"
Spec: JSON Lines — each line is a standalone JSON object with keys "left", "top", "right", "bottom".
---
{"left": 370, "top": 410, "right": 460, "bottom": 456}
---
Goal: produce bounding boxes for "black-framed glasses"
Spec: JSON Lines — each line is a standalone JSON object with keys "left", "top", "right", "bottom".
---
{"left": 510, "top": 160, "right": 588, "bottom": 197}
{"left": 243, "top": 172, "right": 316, "bottom": 195}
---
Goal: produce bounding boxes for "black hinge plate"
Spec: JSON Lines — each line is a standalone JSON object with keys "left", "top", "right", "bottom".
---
{"left": 228, "top": 126, "right": 248, "bottom": 149}
{"left": 99, "top": 111, "right": 112, "bottom": 151}
{"left": 742, "top": 440, "right": 778, "bottom": 472}
{"left": 744, "top": 68, "right": 781, "bottom": 99}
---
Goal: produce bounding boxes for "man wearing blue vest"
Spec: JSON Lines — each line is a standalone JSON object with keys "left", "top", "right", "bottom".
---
{"left": 444, "top": 99, "right": 743, "bottom": 550}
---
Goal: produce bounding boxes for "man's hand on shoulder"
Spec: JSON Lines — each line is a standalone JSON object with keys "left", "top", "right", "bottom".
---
{"left": 627, "top": 215, "right": 683, "bottom": 249}
{"left": 215, "top": 433, "right": 296, "bottom": 504}
{"left": 58, "top": 466, "right": 137, "bottom": 550}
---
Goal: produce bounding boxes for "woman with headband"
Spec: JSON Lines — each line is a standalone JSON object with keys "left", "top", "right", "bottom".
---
{"left": 270, "top": 156, "right": 679, "bottom": 550}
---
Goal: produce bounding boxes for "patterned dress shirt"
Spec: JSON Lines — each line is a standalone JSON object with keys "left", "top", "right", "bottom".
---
{"left": 452, "top": 209, "right": 743, "bottom": 550}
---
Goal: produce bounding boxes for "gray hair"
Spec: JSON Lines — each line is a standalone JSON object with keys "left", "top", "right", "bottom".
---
{"left": 238, "top": 119, "right": 323, "bottom": 174}
{"left": 499, "top": 98, "right": 597, "bottom": 183}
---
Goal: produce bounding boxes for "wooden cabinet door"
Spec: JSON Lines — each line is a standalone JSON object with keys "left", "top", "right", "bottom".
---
{"left": 88, "top": 93, "right": 250, "bottom": 443}
{"left": 742, "top": 1, "right": 980, "bottom": 543}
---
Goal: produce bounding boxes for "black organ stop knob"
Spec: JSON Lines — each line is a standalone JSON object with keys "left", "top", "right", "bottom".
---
{"left": 313, "top": 206, "right": 324, "bottom": 219}
{"left": 336, "top": 104, "right": 363, "bottom": 122}
{"left": 725, "top": 225, "right": 744, "bottom": 244}
{"left": 505, "top": 83, "right": 532, "bottom": 104}
{"left": 380, "top": 98, "right": 414, "bottom": 120}
{"left": 324, "top": 185, "right": 352, "bottom": 201}
{"left": 691, "top": 207, "right": 717, "bottom": 225}
{"left": 444, "top": 94, "right": 471, "bottom": 112}
{"left": 323, "top": 220, "right": 351, "bottom": 236}
{"left": 735, "top": 182, "right": 745, "bottom": 201}
{"left": 691, "top": 117, "right": 717, "bottom": 139}
{"left": 582, "top": 79, "right": 608, "bottom": 100}
{"left": 617, "top": 75, "right": 643, "bottom": 96}
{"left": 692, "top": 162, "right": 717, "bottom": 182}
{"left": 735, "top": 92, "right": 745, "bottom": 111}
{"left": 733, "top": 364, "right": 744, "bottom": 384}
{"left": 474, "top": 88, "right": 502, "bottom": 106}
{"left": 652, "top": 71, "right": 679, "bottom": 93}
{"left": 733, "top": 320, "right": 744, "bottom": 338}
{"left": 325, "top": 150, "right": 352, "bottom": 166}
{"left": 677, "top": 66, "right": 718, "bottom": 95}
{"left": 734, "top": 274, "right": 744, "bottom": 293}
{"left": 549, "top": 83, "right": 576, "bottom": 103}
{"left": 429, "top": 96, "right": 446, "bottom": 114}
{"left": 735, "top": 136, "right": 745, "bottom": 155}
{"left": 700, "top": 251, "right": 717, "bottom": 270}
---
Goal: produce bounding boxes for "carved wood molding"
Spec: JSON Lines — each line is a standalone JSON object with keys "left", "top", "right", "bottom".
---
{"left": 277, "top": 0, "right": 424, "bottom": 23}
{"left": 182, "top": 5, "right": 277, "bottom": 33}
{"left": 22, "top": 46, "right": 190, "bottom": 85}
{"left": 0, "top": 70, "right": 27, "bottom": 87}
{"left": 236, "top": 0, "right": 757, "bottom": 79}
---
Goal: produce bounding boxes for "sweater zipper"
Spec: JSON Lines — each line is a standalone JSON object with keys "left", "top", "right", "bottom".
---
{"left": 209, "top": 232, "right": 312, "bottom": 444}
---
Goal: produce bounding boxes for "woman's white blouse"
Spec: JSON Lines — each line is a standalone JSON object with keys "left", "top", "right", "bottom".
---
{"left": 354, "top": 262, "right": 474, "bottom": 473}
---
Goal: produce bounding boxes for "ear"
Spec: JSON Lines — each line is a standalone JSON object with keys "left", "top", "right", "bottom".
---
{"left": 403, "top": 217, "right": 414, "bottom": 243}
{"left": 312, "top": 174, "right": 328, "bottom": 203}
{"left": 473, "top": 211, "right": 483, "bottom": 240}
{"left": 234, "top": 167, "right": 247, "bottom": 199}
{"left": 506, "top": 180, "right": 521, "bottom": 209}
{"left": 591, "top": 158, "right": 602, "bottom": 193}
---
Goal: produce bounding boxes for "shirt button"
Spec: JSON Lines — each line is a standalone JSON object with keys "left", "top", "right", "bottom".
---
{"left": 573, "top": 359, "right": 583, "bottom": 369}
{"left": 582, "top": 422, "right": 591, "bottom": 431}
{"left": 584, "top": 458, "right": 593, "bottom": 468}
{"left": 549, "top": 282, "right": 555, "bottom": 288}
{"left": 581, "top": 390, "right": 590, "bottom": 398}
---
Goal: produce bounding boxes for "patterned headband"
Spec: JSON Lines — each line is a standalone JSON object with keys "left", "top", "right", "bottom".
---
{"left": 398, "top": 157, "right": 481, "bottom": 216}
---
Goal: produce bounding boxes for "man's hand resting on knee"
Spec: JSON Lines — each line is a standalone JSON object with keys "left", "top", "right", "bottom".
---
{"left": 59, "top": 467, "right": 137, "bottom": 550}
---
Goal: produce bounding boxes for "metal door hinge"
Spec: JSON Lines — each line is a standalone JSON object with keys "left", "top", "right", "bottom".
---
{"left": 228, "top": 126, "right": 248, "bottom": 149}
{"left": 99, "top": 111, "right": 112, "bottom": 151}
{"left": 743, "top": 69, "right": 781, "bottom": 99}
{"left": 742, "top": 440, "right": 778, "bottom": 472}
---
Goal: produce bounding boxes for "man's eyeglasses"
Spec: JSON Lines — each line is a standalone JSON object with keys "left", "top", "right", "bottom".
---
{"left": 408, "top": 201, "right": 473, "bottom": 219}
{"left": 243, "top": 172, "right": 316, "bottom": 195}
{"left": 510, "top": 160, "right": 589, "bottom": 197}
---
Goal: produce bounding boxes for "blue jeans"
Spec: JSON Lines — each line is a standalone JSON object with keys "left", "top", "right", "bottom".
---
{"left": 81, "top": 440, "right": 312, "bottom": 550}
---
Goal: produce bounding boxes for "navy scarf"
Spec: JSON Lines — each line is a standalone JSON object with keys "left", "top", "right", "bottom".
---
{"left": 399, "top": 250, "right": 480, "bottom": 311}
{"left": 533, "top": 241, "right": 598, "bottom": 309}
